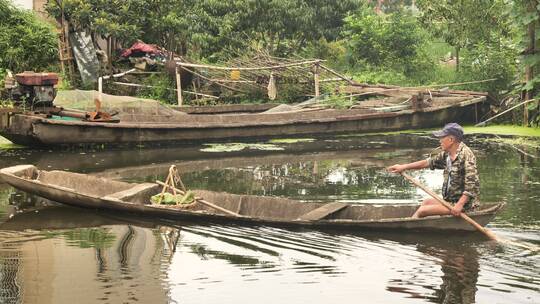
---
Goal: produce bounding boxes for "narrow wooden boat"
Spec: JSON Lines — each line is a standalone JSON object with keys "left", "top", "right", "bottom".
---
{"left": 0, "top": 92, "right": 486, "bottom": 147}
{"left": 0, "top": 165, "right": 504, "bottom": 232}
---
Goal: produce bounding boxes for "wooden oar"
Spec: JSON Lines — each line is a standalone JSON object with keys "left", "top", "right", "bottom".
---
{"left": 400, "top": 172, "right": 499, "bottom": 240}
{"left": 401, "top": 172, "right": 540, "bottom": 251}
{"left": 400, "top": 172, "right": 540, "bottom": 253}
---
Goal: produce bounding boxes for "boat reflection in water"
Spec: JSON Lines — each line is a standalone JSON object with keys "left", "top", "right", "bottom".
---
{"left": 1, "top": 193, "right": 487, "bottom": 304}
{"left": 0, "top": 202, "right": 177, "bottom": 304}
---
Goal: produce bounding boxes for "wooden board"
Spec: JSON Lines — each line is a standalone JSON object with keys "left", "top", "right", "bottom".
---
{"left": 373, "top": 104, "right": 410, "bottom": 112}
{"left": 297, "top": 202, "right": 348, "bottom": 221}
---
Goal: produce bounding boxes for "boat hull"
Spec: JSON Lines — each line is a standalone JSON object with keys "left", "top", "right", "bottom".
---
{"left": 0, "top": 165, "right": 504, "bottom": 232}
{"left": 0, "top": 97, "right": 486, "bottom": 147}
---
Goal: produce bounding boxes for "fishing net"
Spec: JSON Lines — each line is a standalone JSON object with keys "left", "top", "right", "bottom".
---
{"left": 54, "top": 90, "right": 187, "bottom": 121}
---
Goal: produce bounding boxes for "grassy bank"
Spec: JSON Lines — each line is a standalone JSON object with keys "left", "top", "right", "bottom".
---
{"left": 0, "top": 135, "right": 22, "bottom": 149}
{"left": 464, "top": 125, "right": 540, "bottom": 137}
{"left": 338, "top": 125, "right": 540, "bottom": 139}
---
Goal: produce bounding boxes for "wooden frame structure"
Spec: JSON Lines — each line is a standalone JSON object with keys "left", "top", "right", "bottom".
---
{"left": 175, "top": 54, "right": 354, "bottom": 105}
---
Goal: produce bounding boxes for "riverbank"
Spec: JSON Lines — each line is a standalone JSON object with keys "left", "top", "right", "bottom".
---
{"left": 464, "top": 125, "right": 540, "bottom": 137}
{"left": 0, "top": 135, "right": 23, "bottom": 149}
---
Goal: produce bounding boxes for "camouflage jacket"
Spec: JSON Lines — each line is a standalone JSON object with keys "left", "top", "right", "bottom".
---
{"left": 426, "top": 142, "right": 480, "bottom": 208}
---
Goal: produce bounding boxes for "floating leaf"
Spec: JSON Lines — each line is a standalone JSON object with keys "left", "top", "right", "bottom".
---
{"left": 245, "top": 144, "right": 285, "bottom": 151}
{"left": 200, "top": 143, "right": 284, "bottom": 152}
{"left": 200, "top": 143, "right": 246, "bottom": 152}
{"left": 268, "top": 138, "right": 315, "bottom": 144}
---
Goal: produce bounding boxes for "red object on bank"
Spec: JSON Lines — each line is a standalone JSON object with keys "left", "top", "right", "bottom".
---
{"left": 15, "top": 71, "right": 59, "bottom": 86}
{"left": 121, "top": 41, "right": 163, "bottom": 57}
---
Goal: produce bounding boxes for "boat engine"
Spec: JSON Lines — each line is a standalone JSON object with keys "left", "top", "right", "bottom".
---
{"left": 5, "top": 71, "right": 59, "bottom": 108}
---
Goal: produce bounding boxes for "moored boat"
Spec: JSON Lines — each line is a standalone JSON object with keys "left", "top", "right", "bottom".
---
{"left": 0, "top": 88, "right": 487, "bottom": 147}
{"left": 0, "top": 165, "right": 504, "bottom": 232}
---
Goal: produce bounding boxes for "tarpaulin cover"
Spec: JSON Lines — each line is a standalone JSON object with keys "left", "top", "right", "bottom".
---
{"left": 121, "top": 41, "right": 164, "bottom": 58}
{"left": 69, "top": 31, "right": 99, "bottom": 85}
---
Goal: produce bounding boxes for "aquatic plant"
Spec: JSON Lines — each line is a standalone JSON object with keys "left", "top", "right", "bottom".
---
{"left": 268, "top": 138, "right": 315, "bottom": 144}
{"left": 464, "top": 125, "right": 540, "bottom": 137}
{"left": 200, "top": 143, "right": 284, "bottom": 153}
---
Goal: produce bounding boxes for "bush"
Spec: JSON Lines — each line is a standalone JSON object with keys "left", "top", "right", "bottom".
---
{"left": 457, "top": 42, "right": 518, "bottom": 97}
{"left": 352, "top": 69, "right": 409, "bottom": 85}
{"left": 302, "top": 38, "right": 348, "bottom": 70}
{"left": 136, "top": 74, "right": 177, "bottom": 104}
{"left": 0, "top": 0, "right": 58, "bottom": 72}
{"left": 343, "top": 6, "right": 436, "bottom": 85}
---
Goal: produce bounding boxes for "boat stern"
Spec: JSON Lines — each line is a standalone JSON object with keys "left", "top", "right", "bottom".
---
{"left": 0, "top": 164, "right": 38, "bottom": 181}
{"left": 0, "top": 111, "right": 46, "bottom": 146}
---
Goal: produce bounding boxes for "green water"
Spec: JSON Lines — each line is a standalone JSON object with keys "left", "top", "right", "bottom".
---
{"left": 0, "top": 133, "right": 538, "bottom": 304}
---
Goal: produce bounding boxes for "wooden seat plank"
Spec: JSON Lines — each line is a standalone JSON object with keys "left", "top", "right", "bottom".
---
{"left": 297, "top": 202, "right": 348, "bottom": 221}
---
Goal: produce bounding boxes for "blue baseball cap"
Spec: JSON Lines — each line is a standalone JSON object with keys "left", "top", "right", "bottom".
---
{"left": 433, "top": 123, "right": 464, "bottom": 141}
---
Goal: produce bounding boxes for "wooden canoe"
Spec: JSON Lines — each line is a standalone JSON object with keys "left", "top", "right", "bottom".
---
{"left": 0, "top": 165, "right": 504, "bottom": 232}
{"left": 0, "top": 94, "right": 486, "bottom": 147}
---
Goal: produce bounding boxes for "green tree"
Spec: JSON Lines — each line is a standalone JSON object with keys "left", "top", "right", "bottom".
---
{"left": 416, "top": 0, "right": 513, "bottom": 72}
{"left": 457, "top": 42, "right": 517, "bottom": 97}
{"left": 46, "top": 0, "right": 141, "bottom": 49}
{"left": 511, "top": 0, "right": 540, "bottom": 125}
{"left": 45, "top": 0, "right": 360, "bottom": 59}
{"left": 343, "top": 6, "right": 434, "bottom": 83}
{"left": 231, "top": 0, "right": 359, "bottom": 56}
{"left": 0, "top": 0, "right": 58, "bottom": 73}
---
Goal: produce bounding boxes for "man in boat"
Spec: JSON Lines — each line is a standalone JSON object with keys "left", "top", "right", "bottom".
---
{"left": 387, "top": 123, "right": 480, "bottom": 218}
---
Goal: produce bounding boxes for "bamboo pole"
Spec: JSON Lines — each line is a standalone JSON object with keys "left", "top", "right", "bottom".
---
{"left": 350, "top": 78, "right": 496, "bottom": 94}
{"left": 475, "top": 98, "right": 537, "bottom": 127}
{"left": 98, "top": 77, "right": 103, "bottom": 104}
{"left": 176, "top": 67, "right": 183, "bottom": 106}
{"left": 209, "top": 79, "right": 257, "bottom": 84}
{"left": 110, "top": 81, "right": 219, "bottom": 99}
{"left": 177, "top": 59, "right": 323, "bottom": 71}
{"left": 157, "top": 174, "right": 172, "bottom": 205}
{"left": 178, "top": 65, "right": 248, "bottom": 93}
{"left": 101, "top": 68, "right": 137, "bottom": 80}
{"left": 319, "top": 64, "right": 355, "bottom": 85}
{"left": 344, "top": 83, "right": 493, "bottom": 100}
{"left": 171, "top": 166, "right": 186, "bottom": 191}
{"left": 314, "top": 63, "right": 320, "bottom": 97}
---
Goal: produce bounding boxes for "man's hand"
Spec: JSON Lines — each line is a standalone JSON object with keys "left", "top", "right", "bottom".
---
{"left": 450, "top": 204, "right": 463, "bottom": 217}
{"left": 387, "top": 164, "right": 407, "bottom": 173}
{"left": 451, "top": 194, "right": 469, "bottom": 217}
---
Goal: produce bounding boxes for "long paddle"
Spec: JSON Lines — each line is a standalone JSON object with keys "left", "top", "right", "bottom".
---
{"left": 400, "top": 172, "right": 499, "bottom": 240}
{"left": 401, "top": 172, "right": 540, "bottom": 251}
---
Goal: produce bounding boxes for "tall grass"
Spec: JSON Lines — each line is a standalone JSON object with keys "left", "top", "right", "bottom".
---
{"left": 426, "top": 40, "right": 454, "bottom": 62}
